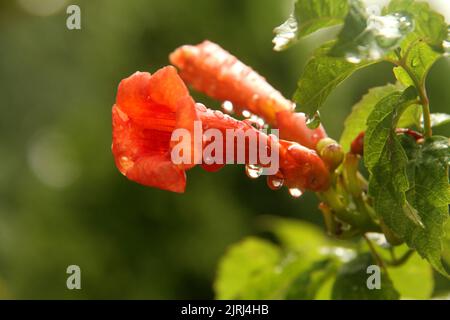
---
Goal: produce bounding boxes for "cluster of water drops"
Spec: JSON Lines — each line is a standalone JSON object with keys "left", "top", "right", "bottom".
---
{"left": 221, "top": 100, "right": 266, "bottom": 129}
{"left": 220, "top": 100, "right": 303, "bottom": 198}
{"left": 244, "top": 164, "right": 303, "bottom": 198}
{"left": 344, "top": 11, "right": 413, "bottom": 64}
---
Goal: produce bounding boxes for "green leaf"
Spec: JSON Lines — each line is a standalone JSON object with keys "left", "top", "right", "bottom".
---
{"left": 429, "top": 113, "right": 450, "bottom": 128}
{"left": 384, "top": 0, "right": 447, "bottom": 49}
{"left": 330, "top": 0, "right": 413, "bottom": 63}
{"left": 293, "top": 41, "right": 373, "bottom": 117}
{"left": 259, "top": 216, "right": 329, "bottom": 259}
{"left": 331, "top": 253, "right": 400, "bottom": 300}
{"left": 404, "top": 136, "right": 450, "bottom": 276}
{"left": 285, "top": 258, "right": 338, "bottom": 300}
{"left": 393, "top": 40, "right": 442, "bottom": 87}
{"left": 340, "top": 83, "right": 401, "bottom": 151}
{"left": 364, "top": 87, "right": 417, "bottom": 170}
{"left": 368, "top": 120, "right": 450, "bottom": 278}
{"left": 388, "top": 248, "right": 434, "bottom": 299}
{"left": 272, "top": 0, "right": 348, "bottom": 51}
{"left": 340, "top": 83, "right": 421, "bottom": 151}
{"left": 398, "top": 104, "right": 422, "bottom": 129}
{"left": 214, "top": 237, "right": 282, "bottom": 299}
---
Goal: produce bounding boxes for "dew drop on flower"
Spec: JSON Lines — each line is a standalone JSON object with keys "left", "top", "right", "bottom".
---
{"left": 242, "top": 110, "right": 252, "bottom": 118}
{"left": 306, "top": 111, "right": 321, "bottom": 129}
{"left": 245, "top": 164, "right": 263, "bottom": 179}
{"left": 267, "top": 175, "right": 284, "bottom": 190}
{"left": 288, "top": 188, "right": 303, "bottom": 198}
{"left": 221, "top": 100, "right": 234, "bottom": 114}
{"left": 251, "top": 94, "right": 260, "bottom": 104}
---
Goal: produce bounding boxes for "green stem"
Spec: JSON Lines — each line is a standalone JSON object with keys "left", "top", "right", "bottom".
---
{"left": 390, "top": 51, "right": 432, "bottom": 137}
{"left": 364, "top": 234, "right": 387, "bottom": 273}
{"left": 385, "top": 249, "right": 415, "bottom": 267}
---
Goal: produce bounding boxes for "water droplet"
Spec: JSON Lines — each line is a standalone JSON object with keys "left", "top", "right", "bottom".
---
{"left": 375, "top": 35, "right": 399, "bottom": 48}
{"left": 288, "top": 188, "right": 303, "bottom": 198}
{"left": 306, "top": 112, "right": 321, "bottom": 129}
{"left": 214, "top": 110, "right": 224, "bottom": 119}
{"left": 119, "top": 156, "right": 134, "bottom": 175}
{"left": 245, "top": 164, "right": 263, "bottom": 179}
{"left": 195, "top": 103, "right": 207, "bottom": 112}
{"left": 252, "top": 94, "right": 260, "bottom": 104}
{"left": 395, "top": 13, "right": 413, "bottom": 33}
{"left": 221, "top": 100, "right": 234, "bottom": 113}
{"left": 345, "top": 53, "right": 361, "bottom": 64}
{"left": 267, "top": 175, "right": 284, "bottom": 190}
{"left": 242, "top": 110, "right": 251, "bottom": 118}
{"left": 272, "top": 14, "right": 298, "bottom": 51}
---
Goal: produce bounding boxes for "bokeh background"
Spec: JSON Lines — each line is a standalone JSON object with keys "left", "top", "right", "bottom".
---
{"left": 0, "top": 0, "right": 448, "bottom": 299}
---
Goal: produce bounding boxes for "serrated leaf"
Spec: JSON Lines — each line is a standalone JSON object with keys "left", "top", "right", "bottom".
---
{"left": 384, "top": 0, "right": 447, "bottom": 49}
{"left": 340, "top": 83, "right": 421, "bottom": 151}
{"left": 273, "top": 0, "right": 348, "bottom": 51}
{"left": 340, "top": 83, "right": 401, "bottom": 151}
{"left": 429, "top": 113, "right": 450, "bottom": 128}
{"left": 293, "top": 41, "right": 373, "bottom": 117}
{"left": 330, "top": 0, "right": 413, "bottom": 63}
{"left": 393, "top": 40, "right": 442, "bottom": 87}
{"left": 364, "top": 87, "right": 417, "bottom": 170}
{"left": 331, "top": 253, "right": 400, "bottom": 300}
{"left": 367, "top": 116, "right": 450, "bottom": 279}
{"left": 404, "top": 136, "right": 450, "bottom": 276}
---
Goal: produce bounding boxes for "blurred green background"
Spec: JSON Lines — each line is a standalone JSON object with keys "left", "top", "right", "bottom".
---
{"left": 0, "top": 0, "right": 448, "bottom": 299}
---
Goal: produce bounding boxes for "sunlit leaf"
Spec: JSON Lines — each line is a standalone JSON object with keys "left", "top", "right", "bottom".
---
{"left": 393, "top": 41, "right": 442, "bottom": 87}
{"left": 388, "top": 248, "right": 434, "bottom": 299}
{"left": 214, "top": 237, "right": 282, "bottom": 299}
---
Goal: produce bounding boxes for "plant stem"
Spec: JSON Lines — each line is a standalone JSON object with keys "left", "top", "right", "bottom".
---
{"left": 363, "top": 234, "right": 387, "bottom": 273}
{"left": 385, "top": 249, "right": 415, "bottom": 267}
{"left": 390, "top": 51, "right": 432, "bottom": 137}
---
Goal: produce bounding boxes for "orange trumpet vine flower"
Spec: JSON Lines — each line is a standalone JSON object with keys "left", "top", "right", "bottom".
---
{"left": 112, "top": 66, "right": 330, "bottom": 193}
{"left": 169, "top": 40, "right": 327, "bottom": 150}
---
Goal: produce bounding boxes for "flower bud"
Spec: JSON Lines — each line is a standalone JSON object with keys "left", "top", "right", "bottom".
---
{"left": 317, "top": 138, "right": 344, "bottom": 171}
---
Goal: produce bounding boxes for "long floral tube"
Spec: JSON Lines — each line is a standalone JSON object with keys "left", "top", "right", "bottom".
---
{"left": 169, "top": 40, "right": 327, "bottom": 150}
{"left": 112, "top": 66, "right": 330, "bottom": 193}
